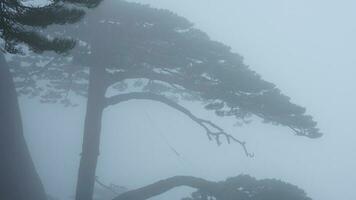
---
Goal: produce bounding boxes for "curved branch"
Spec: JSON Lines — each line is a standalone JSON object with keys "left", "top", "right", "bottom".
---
{"left": 105, "top": 92, "right": 253, "bottom": 157}
{"left": 112, "top": 175, "right": 311, "bottom": 200}
{"left": 108, "top": 69, "right": 209, "bottom": 93}
{"left": 112, "top": 176, "right": 219, "bottom": 200}
{"left": 109, "top": 70, "right": 314, "bottom": 139}
{"left": 95, "top": 176, "right": 121, "bottom": 195}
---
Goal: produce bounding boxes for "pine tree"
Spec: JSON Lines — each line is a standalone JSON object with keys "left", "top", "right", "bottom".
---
{"left": 0, "top": 1, "right": 100, "bottom": 199}
{"left": 9, "top": 1, "right": 321, "bottom": 200}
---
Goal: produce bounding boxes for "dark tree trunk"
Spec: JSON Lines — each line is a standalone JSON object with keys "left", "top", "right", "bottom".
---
{"left": 75, "top": 65, "right": 107, "bottom": 200}
{"left": 0, "top": 52, "right": 47, "bottom": 200}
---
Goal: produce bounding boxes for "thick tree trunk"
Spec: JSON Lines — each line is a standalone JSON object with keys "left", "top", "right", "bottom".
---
{"left": 75, "top": 66, "right": 107, "bottom": 200}
{"left": 0, "top": 52, "right": 47, "bottom": 200}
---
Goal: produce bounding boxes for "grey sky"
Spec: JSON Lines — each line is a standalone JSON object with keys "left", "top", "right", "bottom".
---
{"left": 20, "top": 0, "right": 356, "bottom": 200}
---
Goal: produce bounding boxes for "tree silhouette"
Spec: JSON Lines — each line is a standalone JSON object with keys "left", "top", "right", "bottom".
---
{"left": 0, "top": 1, "right": 100, "bottom": 200}
{"left": 9, "top": 1, "right": 321, "bottom": 200}
{"left": 183, "top": 175, "right": 312, "bottom": 200}
{"left": 110, "top": 175, "right": 312, "bottom": 200}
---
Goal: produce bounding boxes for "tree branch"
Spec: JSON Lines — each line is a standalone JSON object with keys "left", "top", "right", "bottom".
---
{"left": 105, "top": 92, "right": 253, "bottom": 157}
{"left": 95, "top": 176, "right": 121, "bottom": 195}
{"left": 112, "top": 176, "right": 219, "bottom": 200}
{"left": 112, "top": 175, "right": 311, "bottom": 200}
{"left": 107, "top": 69, "right": 210, "bottom": 93}
{"left": 288, "top": 126, "right": 308, "bottom": 137}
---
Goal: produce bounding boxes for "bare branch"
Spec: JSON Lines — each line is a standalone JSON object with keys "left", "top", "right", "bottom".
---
{"left": 95, "top": 176, "right": 121, "bottom": 195}
{"left": 112, "top": 176, "right": 219, "bottom": 200}
{"left": 105, "top": 92, "right": 253, "bottom": 157}
{"left": 26, "top": 56, "right": 59, "bottom": 79}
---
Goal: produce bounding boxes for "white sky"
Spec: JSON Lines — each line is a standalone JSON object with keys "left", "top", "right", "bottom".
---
{"left": 20, "top": 0, "right": 356, "bottom": 200}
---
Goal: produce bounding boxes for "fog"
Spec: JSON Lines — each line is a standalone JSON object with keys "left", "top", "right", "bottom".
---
{"left": 13, "top": 0, "right": 356, "bottom": 200}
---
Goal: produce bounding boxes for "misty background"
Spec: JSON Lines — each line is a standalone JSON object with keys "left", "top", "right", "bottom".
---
{"left": 19, "top": 0, "right": 355, "bottom": 200}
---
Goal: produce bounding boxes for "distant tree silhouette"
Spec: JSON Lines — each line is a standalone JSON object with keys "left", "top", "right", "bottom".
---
{"left": 182, "top": 175, "right": 312, "bottom": 200}
{"left": 0, "top": 1, "right": 100, "bottom": 200}
{"left": 9, "top": 1, "right": 322, "bottom": 200}
{"left": 110, "top": 175, "right": 312, "bottom": 200}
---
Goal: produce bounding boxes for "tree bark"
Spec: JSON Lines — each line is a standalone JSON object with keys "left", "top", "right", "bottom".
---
{"left": 112, "top": 176, "right": 219, "bottom": 200}
{"left": 0, "top": 52, "right": 47, "bottom": 200}
{"left": 75, "top": 65, "right": 107, "bottom": 200}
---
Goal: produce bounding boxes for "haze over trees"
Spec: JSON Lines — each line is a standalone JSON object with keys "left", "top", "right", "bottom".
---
{"left": 2, "top": 0, "right": 322, "bottom": 200}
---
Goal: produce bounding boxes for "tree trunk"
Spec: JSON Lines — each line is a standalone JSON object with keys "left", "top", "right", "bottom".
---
{"left": 75, "top": 65, "right": 107, "bottom": 200}
{"left": 0, "top": 52, "right": 47, "bottom": 200}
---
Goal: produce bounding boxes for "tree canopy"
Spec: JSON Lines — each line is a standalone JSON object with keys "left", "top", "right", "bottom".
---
{"left": 10, "top": 0, "right": 322, "bottom": 143}
{"left": 0, "top": 0, "right": 102, "bottom": 54}
{"left": 183, "top": 175, "right": 312, "bottom": 200}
